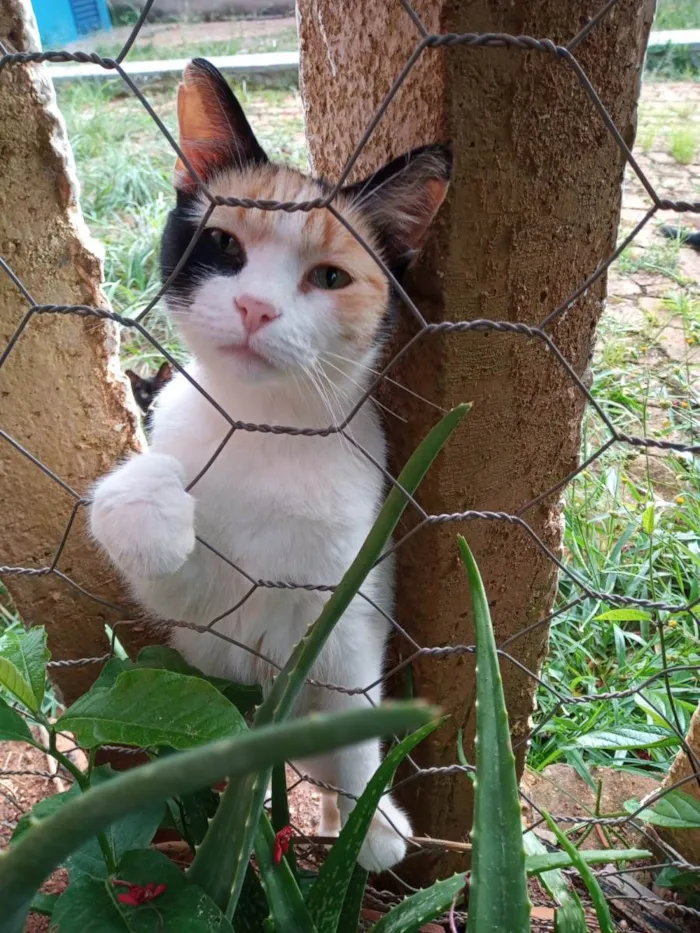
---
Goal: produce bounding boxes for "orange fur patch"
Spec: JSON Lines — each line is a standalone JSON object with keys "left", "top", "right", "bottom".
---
{"left": 200, "top": 165, "right": 390, "bottom": 351}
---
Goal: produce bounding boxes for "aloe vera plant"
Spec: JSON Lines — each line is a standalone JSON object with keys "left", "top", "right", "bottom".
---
{"left": 459, "top": 536, "right": 531, "bottom": 933}
{"left": 189, "top": 404, "right": 470, "bottom": 916}
{"left": 0, "top": 703, "right": 434, "bottom": 933}
{"left": 0, "top": 409, "right": 643, "bottom": 933}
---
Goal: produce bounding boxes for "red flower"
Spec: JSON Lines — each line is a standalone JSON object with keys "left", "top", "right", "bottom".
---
{"left": 112, "top": 879, "right": 167, "bottom": 906}
{"left": 273, "top": 825, "right": 295, "bottom": 865}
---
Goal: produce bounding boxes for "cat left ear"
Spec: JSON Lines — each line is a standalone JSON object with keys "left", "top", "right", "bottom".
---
{"left": 156, "top": 361, "right": 173, "bottom": 382}
{"left": 175, "top": 58, "right": 268, "bottom": 193}
{"left": 342, "top": 144, "right": 451, "bottom": 268}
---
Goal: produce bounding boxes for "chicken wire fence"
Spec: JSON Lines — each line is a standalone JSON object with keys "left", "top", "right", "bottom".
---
{"left": 1, "top": 0, "right": 699, "bottom": 923}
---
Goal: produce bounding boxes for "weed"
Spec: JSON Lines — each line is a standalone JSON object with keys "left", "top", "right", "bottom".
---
{"left": 669, "top": 126, "right": 699, "bottom": 164}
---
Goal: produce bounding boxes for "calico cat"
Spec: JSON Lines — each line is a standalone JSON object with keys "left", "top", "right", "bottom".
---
{"left": 125, "top": 361, "right": 173, "bottom": 432}
{"left": 90, "top": 58, "right": 451, "bottom": 871}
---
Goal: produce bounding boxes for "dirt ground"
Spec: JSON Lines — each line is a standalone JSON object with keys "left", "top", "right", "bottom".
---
{"left": 66, "top": 15, "right": 298, "bottom": 52}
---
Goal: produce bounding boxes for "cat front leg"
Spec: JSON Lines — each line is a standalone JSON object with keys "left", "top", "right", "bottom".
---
{"left": 90, "top": 452, "right": 195, "bottom": 580}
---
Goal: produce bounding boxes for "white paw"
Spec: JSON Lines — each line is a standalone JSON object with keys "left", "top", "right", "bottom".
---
{"left": 90, "top": 453, "right": 195, "bottom": 580}
{"left": 341, "top": 794, "right": 412, "bottom": 873}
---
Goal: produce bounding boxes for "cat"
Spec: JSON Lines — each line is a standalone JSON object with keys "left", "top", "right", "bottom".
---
{"left": 90, "top": 58, "right": 451, "bottom": 872}
{"left": 125, "top": 361, "right": 173, "bottom": 432}
{"left": 660, "top": 225, "right": 700, "bottom": 251}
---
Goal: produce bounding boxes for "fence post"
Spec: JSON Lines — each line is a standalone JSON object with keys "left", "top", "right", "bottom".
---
{"left": 0, "top": 0, "right": 153, "bottom": 702}
{"left": 659, "top": 705, "right": 700, "bottom": 863}
{"left": 298, "top": 0, "right": 656, "bottom": 882}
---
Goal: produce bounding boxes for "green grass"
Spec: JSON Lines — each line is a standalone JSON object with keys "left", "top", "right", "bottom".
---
{"left": 655, "top": 0, "right": 700, "bottom": 30}
{"left": 647, "top": 0, "right": 700, "bottom": 78}
{"left": 669, "top": 125, "right": 698, "bottom": 164}
{"left": 92, "top": 28, "right": 299, "bottom": 62}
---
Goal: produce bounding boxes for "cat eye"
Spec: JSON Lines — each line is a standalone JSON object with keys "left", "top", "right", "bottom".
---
{"left": 308, "top": 265, "right": 352, "bottom": 291}
{"left": 208, "top": 228, "right": 243, "bottom": 258}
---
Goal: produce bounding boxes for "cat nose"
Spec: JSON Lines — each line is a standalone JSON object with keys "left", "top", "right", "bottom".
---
{"left": 235, "top": 294, "right": 280, "bottom": 335}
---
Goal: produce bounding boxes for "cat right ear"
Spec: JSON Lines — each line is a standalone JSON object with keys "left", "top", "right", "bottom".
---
{"left": 175, "top": 58, "right": 268, "bottom": 193}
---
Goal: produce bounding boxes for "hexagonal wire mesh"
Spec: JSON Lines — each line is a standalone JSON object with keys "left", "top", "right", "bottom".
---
{"left": 1, "top": 0, "right": 699, "bottom": 924}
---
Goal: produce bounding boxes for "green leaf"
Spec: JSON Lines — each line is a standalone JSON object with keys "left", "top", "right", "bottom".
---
{"left": 524, "top": 832, "right": 587, "bottom": 933}
{"left": 136, "top": 646, "right": 262, "bottom": 713}
{"left": 308, "top": 720, "right": 441, "bottom": 933}
{"left": 459, "top": 537, "right": 530, "bottom": 933}
{"left": 29, "top": 892, "right": 57, "bottom": 917}
{"left": 271, "top": 763, "right": 297, "bottom": 879}
{"left": 178, "top": 787, "right": 219, "bottom": 847}
{"left": 656, "top": 867, "right": 700, "bottom": 890}
{"left": 0, "top": 697, "right": 35, "bottom": 744}
{"left": 526, "top": 848, "right": 650, "bottom": 876}
{"left": 337, "top": 865, "right": 368, "bottom": 933}
{"left": 0, "top": 701, "right": 435, "bottom": 928}
{"left": 555, "top": 892, "right": 588, "bottom": 933}
{"left": 594, "top": 608, "right": 651, "bottom": 623}
{"left": 369, "top": 873, "right": 466, "bottom": 933}
{"left": 0, "top": 657, "right": 38, "bottom": 713}
{"left": 232, "top": 864, "right": 269, "bottom": 933}
{"left": 51, "top": 849, "right": 233, "bottom": 933}
{"left": 11, "top": 767, "right": 163, "bottom": 879}
{"left": 190, "top": 405, "right": 469, "bottom": 918}
{"left": 57, "top": 669, "right": 247, "bottom": 749}
{"left": 642, "top": 502, "right": 655, "bottom": 535}
{"left": 255, "top": 814, "right": 317, "bottom": 933}
{"left": 624, "top": 790, "right": 700, "bottom": 828}
{"left": 571, "top": 725, "right": 677, "bottom": 751}
{"left": 0, "top": 627, "right": 49, "bottom": 712}
{"left": 543, "top": 812, "right": 614, "bottom": 933}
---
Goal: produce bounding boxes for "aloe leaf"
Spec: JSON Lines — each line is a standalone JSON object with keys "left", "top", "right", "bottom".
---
{"left": 524, "top": 833, "right": 586, "bottom": 933}
{"left": 369, "top": 872, "right": 466, "bottom": 933}
{"left": 271, "top": 764, "right": 297, "bottom": 879}
{"left": 255, "top": 813, "right": 317, "bottom": 933}
{"left": 543, "top": 811, "right": 614, "bottom": 933}
{"left": 0, "top": 702, "right": 434, "bottom": 933}
{"left": 232, "top": 864, "right": 269, "bottom": 933}
{"left": 307, "top": 719, "right": 442, "bottom": 933}
{"left": 189, "top": 405, "right": 469, "bottom": 916}
{"left": 337, "top": 865, "right": 368, "bottom": 933}
{"left": 526, "top": 848, "right": 649, "bottom": 875}
{"left": 458, "top": 536, "right": 530, "bottom": 933}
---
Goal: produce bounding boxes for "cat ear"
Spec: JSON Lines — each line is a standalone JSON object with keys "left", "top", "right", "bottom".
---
{"left": 342, "top": 144, "right": 451, "bottom": 267}
{"left": 124, "top": 369, "right": 141, "bottom": 389}
{"left": 175, "top": 58, "right": 268, "bottom": 192}
{"left": 156, "top": 361, "right": 173, "bottom": 382}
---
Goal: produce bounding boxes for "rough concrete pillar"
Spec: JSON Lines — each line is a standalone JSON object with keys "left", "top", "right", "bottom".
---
{"left": 0, "top": 0, "right": 151, "bottom": 702}
{"left": 299, "top": 0, "right": 655, "bottom": 881}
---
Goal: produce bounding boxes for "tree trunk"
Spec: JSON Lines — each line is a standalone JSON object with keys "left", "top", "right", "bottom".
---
{"left": 299, "top": 0, "right": 655, "bottom": 882}
{"left": 0, "top": 0, "right": 152, "bottom": 703}
{"left": 658, "top": 705, "right": 700, "bottom": 863}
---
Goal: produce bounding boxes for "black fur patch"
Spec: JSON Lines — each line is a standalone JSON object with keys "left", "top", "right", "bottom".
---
{"left": 160, "top": 200, "right": 247, "bottom": 301}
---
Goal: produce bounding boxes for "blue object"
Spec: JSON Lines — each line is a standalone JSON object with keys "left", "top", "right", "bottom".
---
{"left": 32, "top": 0, "right": 112, "bottom": 47}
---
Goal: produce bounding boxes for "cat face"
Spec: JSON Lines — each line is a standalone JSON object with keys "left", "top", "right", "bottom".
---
{"left": 161, "top": 58, "right": 451, "bottom": 386}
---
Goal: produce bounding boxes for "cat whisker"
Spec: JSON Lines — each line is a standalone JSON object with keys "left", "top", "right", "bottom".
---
{"left": 321, "top": 350, "right": 446, "bottom": 415}
{"left": 319, "top": 357, "right": 407, "bottom": 424}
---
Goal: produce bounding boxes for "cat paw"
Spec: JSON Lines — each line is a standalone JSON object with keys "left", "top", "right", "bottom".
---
{"left": 353, "top": 796, "right": 412, "bottom": 873}
{"left": 90, "top": 453, "right": 195, "bottom": 579}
